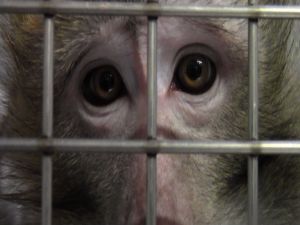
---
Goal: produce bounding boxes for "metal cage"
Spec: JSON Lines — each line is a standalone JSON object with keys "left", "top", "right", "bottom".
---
{"left": 0, "top": 1, "right": 300, "bottom": 225}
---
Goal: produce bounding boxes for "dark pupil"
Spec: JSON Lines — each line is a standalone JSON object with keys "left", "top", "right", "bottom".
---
{"left": 98, "top": 71, "right": 115, "bottom": 93}
{"left": 186, "top": 58, "right": 203, "bottom": 80}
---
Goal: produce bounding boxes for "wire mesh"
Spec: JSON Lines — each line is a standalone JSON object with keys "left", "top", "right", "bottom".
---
{"left": 0, "top": 1, "right": 299, "bottom": 225}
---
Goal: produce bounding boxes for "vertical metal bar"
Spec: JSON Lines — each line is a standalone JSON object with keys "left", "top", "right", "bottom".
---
{"left": 41, "top": 15, "right": 54, "bottom": 225}
{"left": 248, "top": 3, "right": 259, "bottom": 142}
{"left": 42, "top": 21, "right": 54, "bottom": 137}
{"left": 147, "top": 154, "right": 157, "bottom": 225}
{"left": 248, "top": 0, "right": 259, "bottom": 224}
{"left": 147, "top": 1, "right": 158, "bottom": 225}
{"left": 42, "top": 155, "right": 53, "bottom": 225}
{"left": 248, "top": 156, "right": 258, "bottom": 225}
{"left": 147, "top": 7, "right": 158, "bottom": 140}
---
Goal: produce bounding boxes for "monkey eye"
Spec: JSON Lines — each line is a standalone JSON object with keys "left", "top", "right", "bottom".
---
{"left": 174, "top": 54, "right": 216, "bottom": 94}
{"left": 81, "top": 65, "right": 125, "bottom": 106}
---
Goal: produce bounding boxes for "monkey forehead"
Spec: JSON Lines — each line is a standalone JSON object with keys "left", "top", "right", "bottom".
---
{"left": 53, "top": 13, "right": 247, "bottom": 45}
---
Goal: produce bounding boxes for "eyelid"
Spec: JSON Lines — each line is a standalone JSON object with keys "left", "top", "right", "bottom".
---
{"left": 79, "top": 59, "right": 122, "bottom": 82}
{"left": 172, "top": 44, "right": 221, "bottom": 69}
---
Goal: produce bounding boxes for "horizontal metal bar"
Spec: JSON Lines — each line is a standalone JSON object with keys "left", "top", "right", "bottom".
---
{"left": 0, "top": 139, "right": 299, "bottom": 154}
{"left": 0, "top": 2, "right": 299, "bottom": 18}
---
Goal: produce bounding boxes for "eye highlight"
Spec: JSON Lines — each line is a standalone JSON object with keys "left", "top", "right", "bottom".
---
{"left": 174, "top": 54, "right": 216, "bottom": 94}
{"left": 81, "top": 65, "right": 125, "bottom": 106}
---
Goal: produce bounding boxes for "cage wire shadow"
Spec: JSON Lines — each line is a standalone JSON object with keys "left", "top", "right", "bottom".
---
{"left": 0, "top": 1, "right": 300, "bottom": 225}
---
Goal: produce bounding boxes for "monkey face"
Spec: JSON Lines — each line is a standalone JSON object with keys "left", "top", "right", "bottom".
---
{"left": 52, "top": 13, "right": 249, "bottom": 225}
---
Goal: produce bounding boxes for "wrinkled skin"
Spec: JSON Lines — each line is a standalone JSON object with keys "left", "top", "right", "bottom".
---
{"left": 0, "top": 0, "right": 300, "bottom": 225}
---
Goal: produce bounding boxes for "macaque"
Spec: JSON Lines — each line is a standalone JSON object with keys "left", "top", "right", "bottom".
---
{"left": 0, "top": 0, "right": 299, "bottom": 224}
